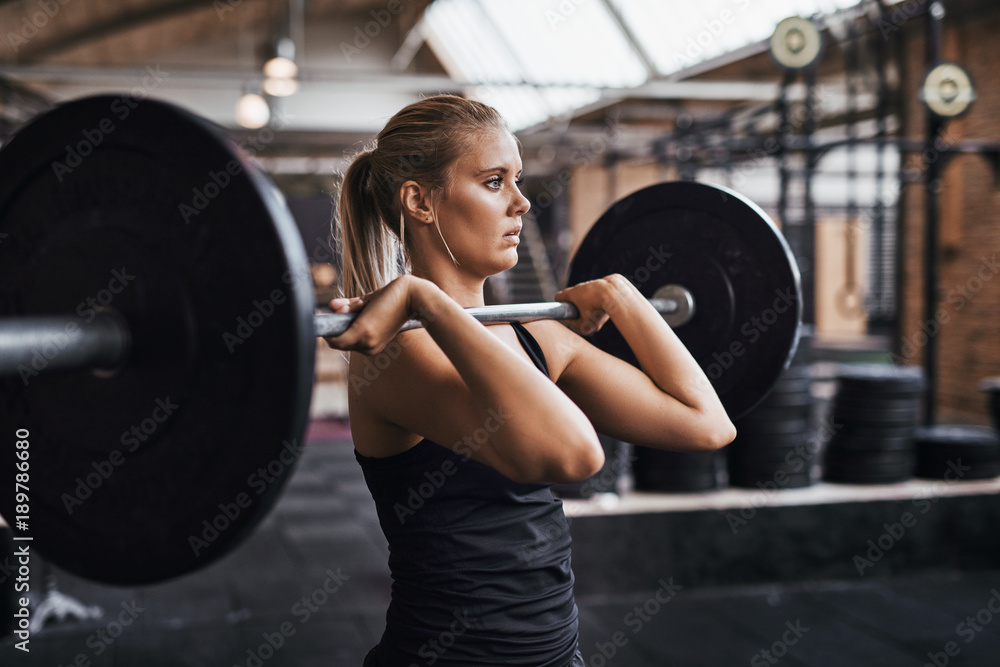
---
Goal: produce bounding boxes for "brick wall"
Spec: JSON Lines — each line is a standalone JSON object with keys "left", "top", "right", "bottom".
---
{"left": 898, "top": 0, "right": 1000, "bottom": 423}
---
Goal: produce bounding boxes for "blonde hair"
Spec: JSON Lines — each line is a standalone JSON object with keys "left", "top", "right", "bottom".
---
{"left": 335, "top": 95, "right": 510, "bottom": 298}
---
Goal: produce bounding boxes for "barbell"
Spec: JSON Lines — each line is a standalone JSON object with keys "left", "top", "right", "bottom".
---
{"left": 0, "top": 96, "right": 800, "bottom": 585}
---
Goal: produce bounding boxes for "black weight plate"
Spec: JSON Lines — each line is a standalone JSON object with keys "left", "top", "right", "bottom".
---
{"left": 633, "top": 448, "right": 723, "bottom": 492}
{"left": 828, "top": 433, "right": 915, "bottom": 452}
{"left": 823, "top": 466, "right": 913, "bottom": 485}
{"left": 832, "top": 421, "right": 918, "bottom": 441}
{"left": 914, "top": 425, "right": 1000, "bottom": 479}
{"left": 741, "top": 402, "right": 813, "bottom": 423}
{"left": 725, "top": 438, "right": 817, "bottom": 461}
{"left": 914, "top": 425, "right": 999, "bottom": 446}
{"left": 0, "top": 97, "right": 315, "bottom": 584}
{"left": 835, "top": 394, "right": 921, "bottom": 410}
{"left": 825, "top": 448, "right": 915, "bottom": 466}
{"left": 735, "top": 416, "right": 811, "bottom": 435}
{"left": 732, "top": 428, "right": 815, "bottom": 446}
{"left": 981, "top": 378, "right": 1000, "bottom": 432}
{"left": 729, "top": 469, "right": 812, "bottom": 489}
{"left": 634, "top": 470, "right": 721, "bottom": 493}
{"left": 763, "top": 376, "right": 813, "bottom": 395}
{"left": 833, "top": 403, "right": 921, "bottom": 425}
{"left": 836, "top": 363, "right": 926, "bottom": 396}
{"left": 916, "top": 458, "right": 1000, "bottom": 479}
{"left": 567, "top": 181, "right": 801, "bottom": 419}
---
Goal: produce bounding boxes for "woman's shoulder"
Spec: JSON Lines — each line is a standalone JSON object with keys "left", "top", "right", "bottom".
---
{"left": 520, "top": 319, "right": 583, "bottom": 381}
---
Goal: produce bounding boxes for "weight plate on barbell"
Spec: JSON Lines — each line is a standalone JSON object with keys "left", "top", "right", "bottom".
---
{"left": 568, "top": 181, "right": 802, "bottom": 419}
{"left": 0, "top": 96, "right": 315, "bottom": 584}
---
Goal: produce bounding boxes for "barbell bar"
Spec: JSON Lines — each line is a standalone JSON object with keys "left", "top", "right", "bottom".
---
{"left": 0, "top": 96, "right": 799, "bottom": 585}
{"left": 0, "top": 294, "right": 690, "bottom": 377}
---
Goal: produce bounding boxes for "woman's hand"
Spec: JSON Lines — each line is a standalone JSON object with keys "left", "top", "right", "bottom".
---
{"left": 554, "top": 274, "right": 629, "bottom": 336}
{"left": 323, "top": 275, "right": 432, "bottom": 355}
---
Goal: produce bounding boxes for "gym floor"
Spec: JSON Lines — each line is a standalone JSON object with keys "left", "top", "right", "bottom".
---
{"left": 4, "top": 420, "right": 1000, "bottom": 667}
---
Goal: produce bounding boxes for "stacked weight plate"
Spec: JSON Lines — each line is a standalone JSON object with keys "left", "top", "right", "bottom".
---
{"left": 915, "top": 425, "right": 1000, "bottom": 480}
{"left": 981, "top": 378, "right": 1000, "bottom": 432}
{"left": 823, "top": 364, "right": 925, "bottom": 484}
{"left": 727, "top": 364, "right": 816, "bottom": 489}
{"left": 633, "top": 447, "right": 724, "bottom": 492}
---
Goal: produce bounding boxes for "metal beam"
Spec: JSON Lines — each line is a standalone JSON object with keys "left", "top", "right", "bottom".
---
{"left": 0, "top": 64, "right": 792, "bottom": 100}
{"left": 14, "top": 0, "right": 229, "bottom": 63}
{"left": 597, "top": 0, "right": 660, "bottom": 79}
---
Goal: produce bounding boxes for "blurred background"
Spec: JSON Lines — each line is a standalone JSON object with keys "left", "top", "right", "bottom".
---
{"left": 1, "top": 0, "right": 996, "bottom": 425}
{"left": 2, "top": 1, "right": 1000, "bottom": 665}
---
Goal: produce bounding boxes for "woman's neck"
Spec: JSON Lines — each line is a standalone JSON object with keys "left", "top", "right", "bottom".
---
{"left": 409, "top": 263, "right": 485, "bottom": 308}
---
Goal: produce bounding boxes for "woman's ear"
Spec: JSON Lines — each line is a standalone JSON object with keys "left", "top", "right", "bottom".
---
{"left": 400, "top": 181, "right": 435, "bottom": 225}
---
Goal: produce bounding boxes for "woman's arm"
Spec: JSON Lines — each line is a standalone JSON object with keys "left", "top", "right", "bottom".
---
{"left": 325, "top": 275, "right": 605, "bottom": 484}
{"left": 544, "top": 274, "right": 736, "bottom": 451}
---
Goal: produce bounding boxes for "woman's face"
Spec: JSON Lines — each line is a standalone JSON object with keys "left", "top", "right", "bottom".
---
{"left": 431, "top": 129, "right": 530, "bottom": 277}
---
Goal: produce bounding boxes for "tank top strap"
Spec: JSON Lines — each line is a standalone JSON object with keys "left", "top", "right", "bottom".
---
{"left": 509, "top": 321, "right": 550, "bottom": 378}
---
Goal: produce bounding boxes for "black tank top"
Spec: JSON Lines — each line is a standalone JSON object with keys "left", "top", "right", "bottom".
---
{"left": 356, "top": 322, "right": 578, "bottom": 666}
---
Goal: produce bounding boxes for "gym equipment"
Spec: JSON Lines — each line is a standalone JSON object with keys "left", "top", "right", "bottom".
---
{"left": 921, "top": 62, "right": 975, "bottom": 118}
{"left": 0, "top": 96, "right": 801, "bottom": 583}
{"left": 769, "top": 17, "right": 822, "bottom": 70}
{"left": 915, "top": 425, "right": 1000, "bottom": 480}
{"left": 568, "top": 181, "right": 802, "bottom": 420}
{"left": 823, "top": 364, "right": 925, "bottom": 485}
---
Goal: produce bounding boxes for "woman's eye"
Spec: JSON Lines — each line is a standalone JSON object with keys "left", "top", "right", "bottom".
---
{"left": 514, "top": 178, "right": 524, "bottom": 188}
{"left": 485, "top": 176, "right": 503, "bottom": 190}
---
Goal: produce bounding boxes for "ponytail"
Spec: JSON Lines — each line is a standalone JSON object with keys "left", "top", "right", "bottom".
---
{"left": 335, "top": 150, "right": 405, "bottom": 298}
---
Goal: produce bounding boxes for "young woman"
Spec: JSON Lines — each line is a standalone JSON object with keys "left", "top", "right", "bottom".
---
{"left": 324, "top": 95, "right": 734, "bottom": 667}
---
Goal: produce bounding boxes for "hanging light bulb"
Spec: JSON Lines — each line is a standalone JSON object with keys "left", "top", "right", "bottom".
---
{"left": 263, "top": 76, "right": 299, "bottom": 97}
{"left": 263, "top": 37, "right": 298, "bottom": 79}
{"left": 235, "top": 92, "right": 270, "bottom": 129}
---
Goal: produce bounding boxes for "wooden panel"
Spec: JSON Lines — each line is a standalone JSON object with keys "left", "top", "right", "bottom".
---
{"left": 815, "top": 216, "right": 869, "bottom": 338}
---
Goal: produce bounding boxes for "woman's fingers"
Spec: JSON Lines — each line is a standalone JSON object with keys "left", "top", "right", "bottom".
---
{"left": 327, "top": 296, "right": 365, "bottom": 313}
{"left": 323, "top": 279, "right": 416, "bottom": 354}
{"left": 555, "top": 284, "right": 608, "bottom": 335}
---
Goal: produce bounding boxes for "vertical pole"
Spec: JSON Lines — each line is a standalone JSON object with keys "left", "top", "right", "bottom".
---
{"left": 923, "top": 1, "right": 945, "bottom": 426}
{"left": 803, "top": 66, "right": 817, "bottom": 326}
